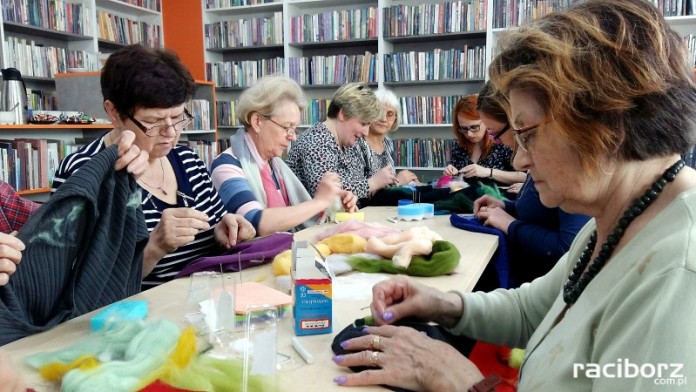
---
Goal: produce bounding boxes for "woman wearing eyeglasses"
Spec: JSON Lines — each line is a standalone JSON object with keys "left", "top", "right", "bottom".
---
{"left": 443, "top": 95, "right": 524, "bottom": 186}
{"left": 474, "top": 81, "right": 590, "bottom": 288}
{"left": 210, "top": 76, "right": 353, "bottom": 235}
{"left": 52, "top": 45, "right": 255, "bottom": 289}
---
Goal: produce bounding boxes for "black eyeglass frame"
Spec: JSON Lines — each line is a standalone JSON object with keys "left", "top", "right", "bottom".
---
{"left": 128, "top": 108, "right": 193, "bottom": 137}
{"left": 491, "top": 123, "right": 511, "bottom": 140}
{"left": 261, "top": 114, "right": 298, "bottom": 137}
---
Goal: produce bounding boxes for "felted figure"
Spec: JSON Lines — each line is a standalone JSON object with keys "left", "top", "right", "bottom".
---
{"left": 349, "top": 240, "right": 460, "bottom": 276}
{"left": 365, "top": 227, "right": 443, "bottom": 268}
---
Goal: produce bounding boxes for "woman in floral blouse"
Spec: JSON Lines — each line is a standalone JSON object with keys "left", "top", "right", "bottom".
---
{"left": 444, "top": 95, "right": 525, "bottom": 186}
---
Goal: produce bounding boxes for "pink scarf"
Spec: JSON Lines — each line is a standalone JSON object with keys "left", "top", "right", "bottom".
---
{"left": 260, "top": 164, "right": 288, "bottom": 208}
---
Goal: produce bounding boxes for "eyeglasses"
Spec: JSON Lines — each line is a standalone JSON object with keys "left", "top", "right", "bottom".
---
{"left": 128, "top": 108, "right": 193, "bottom": 137}
{"left": 263, "top": 115, "right": 297, "bottom": 137}
{"left": 512, "top": 124, "right": 540, "bottom": 152}
{"left": 490, "top": 123, "right": 510, "bottom": 140}
{"left": 457, "top": 123, "right": 482, "bottom": 134}
{"left": 385, "top": 110, "right": 396, "bottom": 119}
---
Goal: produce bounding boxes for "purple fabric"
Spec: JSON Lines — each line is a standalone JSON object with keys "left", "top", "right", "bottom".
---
{"left": 176, "top": 232, "right": 293, "bottom": 277}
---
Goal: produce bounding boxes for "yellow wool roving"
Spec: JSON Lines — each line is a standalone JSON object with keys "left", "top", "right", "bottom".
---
{"left": 318, "top": 233, "right": 366, "bottom": 254}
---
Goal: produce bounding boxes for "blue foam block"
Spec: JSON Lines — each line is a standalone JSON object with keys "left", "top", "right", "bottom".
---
{"left": 90, "top": 300, "right": 149, "bottom": 331}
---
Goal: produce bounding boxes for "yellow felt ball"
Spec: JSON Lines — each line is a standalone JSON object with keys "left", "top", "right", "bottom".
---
{"left": 508, "top": 347, "right": 525, "bottom": 369}
{"left": 318, "top": 233, "right": 367, "bottom": 254}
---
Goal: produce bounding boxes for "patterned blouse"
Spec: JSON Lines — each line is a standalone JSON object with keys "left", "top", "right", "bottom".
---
{"left": 285, "top": 122, "right": 370, "bottom": 199}
{"left": 356, "top": 137, "right": 395, "bottom": 177}
{"left": 450, "top": 143, "right": 514, "bottom": 173}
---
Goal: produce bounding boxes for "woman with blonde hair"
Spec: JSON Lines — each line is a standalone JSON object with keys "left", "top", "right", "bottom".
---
{"left": 287, "top": 82, "right": 394, "bottom": 200}
{"left": 210, "top": 75, "right": 355, "bottom": 234}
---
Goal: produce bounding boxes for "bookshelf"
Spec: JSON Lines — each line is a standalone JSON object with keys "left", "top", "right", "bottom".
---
{"left": 0, "top": 0, "right": 163, "bottom": 112}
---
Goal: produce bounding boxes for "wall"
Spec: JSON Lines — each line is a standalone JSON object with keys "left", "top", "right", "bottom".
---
{"left": 162, "top": 0, "right": 206, "bottom": 80}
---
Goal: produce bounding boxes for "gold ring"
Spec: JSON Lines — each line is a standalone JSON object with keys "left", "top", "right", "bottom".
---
{"left": 368, "top": 350, "right": 380, "bottom": 367}
{"left": 370, "top": 335, "right": 381, "bottom": 351}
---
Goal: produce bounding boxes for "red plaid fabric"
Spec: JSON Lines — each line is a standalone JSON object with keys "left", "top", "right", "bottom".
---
{"left": 0, "top": 181, "right": 39, "bottom": 234}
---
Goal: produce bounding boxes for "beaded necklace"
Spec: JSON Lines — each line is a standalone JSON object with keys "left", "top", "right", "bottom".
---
{"left": 563, "top": 159, "right": 686, "bottom": 305}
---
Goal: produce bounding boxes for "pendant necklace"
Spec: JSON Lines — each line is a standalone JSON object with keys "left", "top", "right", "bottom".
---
{"left": 563, "top": 160, "right": 685, "bottom": 305}
{"left": 139, "top": 158, "right": 168, "bottom": 196}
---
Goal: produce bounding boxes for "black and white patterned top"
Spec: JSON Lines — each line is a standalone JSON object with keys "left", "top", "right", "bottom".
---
{"left": 53, "top": 136, "right": 227, "bottom": 289}
{"left": 450, "top": 143, "right": 514, "bottom": 173}
{"left": 356, "top": 137, "right": 395, "bottom": 177}
{"left": 286, "top": 122, "right": 370, "bottom": 199}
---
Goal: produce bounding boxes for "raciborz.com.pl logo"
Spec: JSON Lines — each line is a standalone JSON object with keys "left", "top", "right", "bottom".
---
{"left": 573, "top": 359, "right": 687, "bottom": 387}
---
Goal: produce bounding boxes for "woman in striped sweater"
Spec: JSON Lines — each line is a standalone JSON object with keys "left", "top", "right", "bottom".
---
{"left": 52, "top": 45, "right": 255, "bottom": 289}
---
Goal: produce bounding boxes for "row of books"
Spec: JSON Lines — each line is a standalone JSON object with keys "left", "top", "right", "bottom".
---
{"left": 0, "top": 138, "right": 87, "bottom": 192}
{"left": 685, "top": 34, "right": 696, "bottom": 66}
{"left": 383, "top": 1, "right": 486, "bottom": 37}
{"left": 384, "top": 46, "right": 486, "bottom": 82}
{"left": 115, "top": 0, "right": 161, "bottom": 12}
{"left": 391, "top": 138, "right": 456, "bottom": 169}
{"left": 2, "top": 0, "right": 91, "bottom": 35}
{"left": 3, "top": 37, "right": 99, "bottom": 78}
{"left": 492, "top": 0, "right": 578, "bottom": 28}
{"left": 205, "top": 0, "right": 275, "bottom": 7}
{"left": 97, "top": 11, "right": 162, "bottom": 48}
{"left": 178, "top": 140, "right": 217, "bottom": 169}
{"left": 28, "top": 89, "right": 57, "bottom": 111}
{"left": 217, "top": 98, "right": 332, "bottom": 127}
{"left": 205, "top": 58, "right": 284, "bottom": 88}
{"left": 185, "top": 99, "right": 212, "bottom": 131}
{"left": 288, "top": 52, "right": 377, "bottom": 86}
{"left": 399, "top": 95, "right": 465, "bottom": 125}
{"left": 290, "top": 7, "right": 377, "bottom": 43}
{"left": 204, "top": 12, "right": 283, "bottom": 49}
{"left": 648, "top": 0, "right": 693, "bottom": 17}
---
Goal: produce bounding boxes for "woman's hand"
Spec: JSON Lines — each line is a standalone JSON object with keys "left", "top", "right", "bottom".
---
{"left": 0, "top": 232, "right": 24, "bottom": 286}
{"left": 396, "top": 170, "right": 419, "bottom": 185}
{"left": 147, "top": 208, "right": 213, "bottom": 260}
{"left": 340, "top": 190, "right": 359, "bottom": 212}
{"left": 370, "top": 276, "right": 463, "bottom": 328}
{"left": 473, "top": 195, "right": 506, "bottom": 215}
{"left": 333, "top": 325, "right": 484, "bottom": 391}
{"left": 0, "top": 350, "right": 25, "bottom": 392}
{"left": 507, "top": 182, "right": 524, "bottom": 194}
{"left": 460, "top": 163, "right": 487, "bottom": 179}
{"left": 313, "top": 172, "right": 342, "bottom": 207}
{"left": 114, "top": 130, "right": 149, "bottom": 178}
{"left": 443, "top": 164, "right": 459, "bottom": 177}
{"left": 214, "top": 214, "right": 256, "bottom": 249}
{"left": 369, "top": 166, "right": 397, "bottom": 193}
{"left": 476, "top": 206, "right": 515, "bottom": 234}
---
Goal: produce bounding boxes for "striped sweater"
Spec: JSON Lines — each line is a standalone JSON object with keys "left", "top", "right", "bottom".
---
{"left": 53, "top": 135, "right": 227, "bottom": 289}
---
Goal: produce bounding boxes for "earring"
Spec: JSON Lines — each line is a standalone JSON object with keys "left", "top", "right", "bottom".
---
{"left": 599, "top": 158, "right": 615, "bottom": 175}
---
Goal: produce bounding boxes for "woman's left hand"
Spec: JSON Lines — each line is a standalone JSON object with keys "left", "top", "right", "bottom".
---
{"left": 396, "top": 170, "right": 419, "bottom": 185}
{"left": 333, "top": 325, "right": 484, "bottom": 391}
{"left": 477, "top": 206, "right": 515, "bottom": 234}
{"left": 114, "top": 130, "right": 149, "bottom": 178}
{"left": 460, "top": 163, "right": 486, "bottom": 179}
{"left": 214, "top": 214, "right": 256, "bottom": 249}
{"left": 340, "top": 190, "right": 359, "bottom": 212}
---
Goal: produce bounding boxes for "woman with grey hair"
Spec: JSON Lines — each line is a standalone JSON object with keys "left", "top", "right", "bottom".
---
{"left": 210, "top": 75, "right": 354, "bottom": 235}
{"left": 357, "top": 88, "right": 419, "bottom": 186}
{"left": 286, "top": 82, "right": 395, "bottom": 200}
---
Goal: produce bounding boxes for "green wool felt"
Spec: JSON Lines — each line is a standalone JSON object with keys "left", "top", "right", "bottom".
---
{"left": 434, "top": 182, "right": 506, "bottom": 213}
{"left": 166, "top": 355, "right": 269, "bottom": 392}
{"left": 348, "top": 240, "right": 460, "bottom": 276}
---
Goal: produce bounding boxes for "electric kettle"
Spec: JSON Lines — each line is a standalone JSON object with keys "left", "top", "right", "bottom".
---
{"left": 1, "top": 68, "right": 28, "bottom": 124}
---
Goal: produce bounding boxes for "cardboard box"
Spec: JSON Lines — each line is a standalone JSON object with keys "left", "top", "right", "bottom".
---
{"left": 291, "top": 241, "right": 332, "bottom": 336}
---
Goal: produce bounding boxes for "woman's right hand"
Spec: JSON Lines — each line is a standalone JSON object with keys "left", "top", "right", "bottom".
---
{"left": 473, "top": 195, "right": 505, "bottom": 215}
{"left": 443, "top": 164, "right": 459, "bottom": 177}
{"left": 0, "top": 232, "right": 25, "bottom": 286}
{"left": 313, "top": 172, "right": 342, "bottom": 207}
{"left": 370, "top": 276, "right": 464, "bottom": 328}
{"left": 147, "top": 208, "right": 211, "bottom": 259}
{"left": 369, "top": 166, "right": 397, "bottom": 192}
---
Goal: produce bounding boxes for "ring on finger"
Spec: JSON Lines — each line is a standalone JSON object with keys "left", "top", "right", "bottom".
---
{"left": 370, "top": 335, "right": 381, "bottom": 351}
{"left": 368, "top": 350, "right": 380, "bottom": 367}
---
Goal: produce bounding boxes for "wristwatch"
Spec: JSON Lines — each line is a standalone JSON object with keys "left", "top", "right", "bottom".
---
{"left": 467, "top": 374, "right": 502, "bottom": 392}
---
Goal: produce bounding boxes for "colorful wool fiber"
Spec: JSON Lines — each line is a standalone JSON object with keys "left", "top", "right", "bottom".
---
{"left": 317, "top": 233, "right": 367, "bottom": 254}
{"left": 348, "top": 240, "right": 460, "bottom": 276}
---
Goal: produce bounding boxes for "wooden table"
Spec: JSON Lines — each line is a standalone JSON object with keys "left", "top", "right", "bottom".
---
{"left": 4, "top": 207, "right": 498, "bottom": 391}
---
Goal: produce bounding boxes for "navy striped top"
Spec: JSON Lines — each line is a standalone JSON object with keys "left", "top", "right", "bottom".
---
{"left": 52, "top": 135, "right": 228, "bottom": 289}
